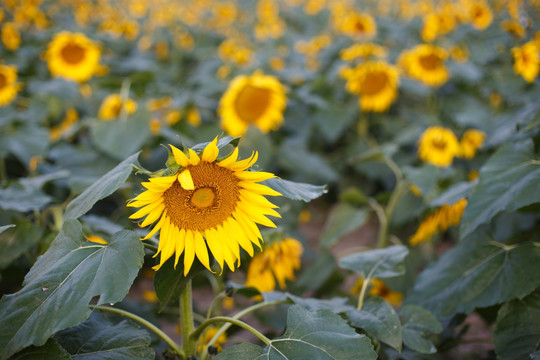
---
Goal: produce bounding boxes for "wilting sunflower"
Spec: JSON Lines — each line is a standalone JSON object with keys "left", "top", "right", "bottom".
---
{"left": 398, "top": 44, "right": 449, "bottom": 87}
{"left": 0, "top": 64, "right": 22, "bottom": 107}
{"left": 511, "top": 41, "right": 539, "bottom": 83}
{"left": 219, "top": 71, "right": 286, "bottom": 137}
{"left": 45, "top": 31, "right": 101, "bottom": 82}
{"left": 418, "top": 126, "right": 461, "bottom": 167}
{"left": 460, "top": 129, "right": 486, "bottom": 159}
{"left": 342, "top": 61, "right": 399, "bottom": 112}
{"left": 98, "top": 93, "right": 138, "bottom": 120}
{"left": 128, "top": 138, "right": 282, "bottom": 275}
{"left": 410, "top": 198, "right": 467, "bottom": 245}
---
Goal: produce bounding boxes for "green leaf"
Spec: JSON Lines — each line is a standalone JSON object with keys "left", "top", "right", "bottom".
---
{"left": 0, "top": 225, "right": 15, "bottom": 235}
{"left": 0, "top": 220, "right": 41, "bottom": 271}
{"left": 313, "top": 101, "right": 358, "bottom": 143}
{"left": 0, "top": 220, "right": 144, "bottom": 359}
{"left": 153, "top": 256, "right": 207, "bottom": 312}
{"left": 320, "top": 204, "right": 369, "bottom": 247}
{"left": 348, "top": 297, "right": 402, "bottom": 351}
{"left": 90, "top": 112, "right": 150, "bottom": 161}
{"left": 55, "top": 311, "right": 154, "bottom": 360}
{"left": 191, "top": 136, "right": 240, "bottom": 151}
{"left": 294, "top": 249, "right": 336, "bottom": 292}
{"left": 5, "top": 126, "right": 49, "bottom": 169}
{"left": 429, "top": 181, "right": 476, "bottom": 207}
{"left": 215, "top": 343, "right": 263, "bottom": 359}
{"left": 64, "top": 152, "right": 139, "bottom": 220}
{"left": 216, "top": 305, "right": 377, "bottom": 360}
{"left": 460, "top": 141, "right": 540, "bottom": 238}
{"left": 494, "top": 294, "right": 540, "bottom": 360}
{"left": 0, "top": 184, "right": 52, "bottom": 212}
{"left": 404, "top": 234, "right": 540, "bottom": 319}
{"left": 400, "top": 305, "right": 442, "bottom": 354}
{"left": 338, "top": 245, "right": 409, "bottom": 279}
{"left": 8, "top": 339, "right": 71, "bottom": 360}
{"left": 262, "top": 178, "right": 327, "bottom": 202}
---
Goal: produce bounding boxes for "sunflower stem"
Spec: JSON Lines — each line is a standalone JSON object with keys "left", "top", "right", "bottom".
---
{"left": 91, "top": 305, "right": 185, "bottom": 359}
{"left": 181, "top": 279, "right": 197, "bottom": 357}
{"left": 191, "top": 316, "right": 271, "bottom": 347}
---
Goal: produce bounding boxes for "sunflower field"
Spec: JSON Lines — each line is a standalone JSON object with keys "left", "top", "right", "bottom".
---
{"left": 1, "top": 0, "right": 540, "bottom": 359}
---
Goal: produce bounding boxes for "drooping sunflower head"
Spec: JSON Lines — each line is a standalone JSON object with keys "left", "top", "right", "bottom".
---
{"left": 98, "top": 93, "right": 138, "bottom": 120}
{"left": 399, "top": 44, "right": 449, "bottom": 87}
{"left": 219, "top": 71, "right": 287, "bottom": 137}
{"left": 45, "top": 31, "right": 101, "bottom": 83}
{"left": 128, "top": 137, "right": 282, "bottom": 275}
{"left": 343, "top": 61, "right": 399, "bottom": 113}
{"left": 417, "top": 126, "right": 461, "bottom": 167}
{"left": 0, "top": 64, "right": 21, "bottom": 107}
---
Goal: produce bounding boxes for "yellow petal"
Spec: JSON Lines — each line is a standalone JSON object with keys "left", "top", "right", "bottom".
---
{"left": 235, "top": 171, "right": 275, "bottom": 182}
{"left": 188, "top": 148, "right": 200, "bottom": 165}
{"left": 174, "top": 228, "right": 186, "bottom": 268}
{"left": 161, "top": 223, "right": 177, "bottom": 264}
{"left": 239, "top": 190, "right": 279, "bottom": 209}
{"left": 143, "top": 214, "right": 165, "bottom": 240}
{"left": 178, "top": 169, "right": 195, "bottom": 190}
{"left": 229, "top": 151, "right": 258, "bottom": 171}
{"left": 171, "top": 144, "right": 190, "bottom": 167}
{"left": 218, "top": 147, "right": 239, "bottom": 168}
{"left": 194, "top": 231, "right": 211, "bottom": 271}
{"left": 202, "top": 137, "right": 219, "bottom": 162}
{"left": 205, "top": 228, "right": 225, "bottom": 272}
{"left": 225, "top": 218, "right": 254, "bottom": 257}
{"left": 129, "top": 199, "right": 164, "bottom": 219}
{"left": 239, "top": 181, "right": 282, "bottom": 196}
{"left": 154, "top": 216, "right": 171, "bottom": 257}
{"left": 184, "top": 230, "right": 195, "bottom": 276}
{"left": 237, "top": 206, "right": 277, "bottom": 228}
{"left": 140, "top": 203, "right": 166, "bottom": 227}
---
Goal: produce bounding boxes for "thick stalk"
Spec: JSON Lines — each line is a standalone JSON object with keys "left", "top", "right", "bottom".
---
{"left": 92, "top": 305, "right": 184, "bottom": 359}
{"left": 181, "top": 279, "right": 197, "bottom": 357}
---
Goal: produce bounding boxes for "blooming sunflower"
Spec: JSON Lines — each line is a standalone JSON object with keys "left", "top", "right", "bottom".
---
{"left": 2, "top": 22, "right": 21, "bottom": 51}
{"left": 339, "top": 43, "right": 387, "bottom": 62}
{"left": 45, "top": 31, "right": 101, "bottom": 82}
{"left": 128, "top": 138, "right": 282, "bottom": 275}
{"left": 0, "top": 64, "right": 22, "bottom": 107}
{"left": 511, "top": 41, "right": 539, "bottom": 83}
{"left": 460, "top": 129, "right": 486, "bottom": 159}
{"left": 219, "top": 71, "right": 286, "bottom": 137}
{"left": 417, "top": 126, "right": 461, "bottom": 167}
{"left": 98, "top": 93, "right": 138, "bottom": 120}
{"left": 338, "top": 12, "right": 377, "bottom": 40}
{"left": 398, "top": 44, "right": 449, "bottom": 87}
{"left": 466, "top": 1, "right": 493, "bottom": 30}
{"left": 245, "top": 237, "right": 303, "bottom": 293}
{"left": 342, "top": 61, "right": 399, "bottom": 112}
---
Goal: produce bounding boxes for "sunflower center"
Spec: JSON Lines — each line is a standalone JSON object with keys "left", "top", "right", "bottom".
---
{"left": 361, "top": 71, "right": 388, "bottom": 95}
{"left": 234, "top": 84, "right": 271, "bottom": 123}
{"left": 61, "top": 42, "right": 86, "bottom": 64}
{"left": 162, "top": 162, "right": 240, "bottom": 231}
{"left": 419, "top": 53, "right": 442, "bottom": 70}
{"left": 355, "top": 20, "right": 366, "bottom": 32}
{"left": 431, "top": 137, "right": 448, "bottom": 150}
{"left": 191, "top": 187, "right": 216, "bottom": 208}
{"left": 0, "top": 73, "right": 6, "bottom": 89}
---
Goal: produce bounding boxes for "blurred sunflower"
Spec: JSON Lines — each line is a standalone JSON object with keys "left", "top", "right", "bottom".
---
{"left": 219, "top": 71, "right": 286, "bottom": 137}
{"left": 351, "top": 278, "right": 403, "bottom": 307}
{"left": 410, "top": 198, "right": 467, "bottom": 245}
{"left": 128, "top": 138, "right": 282, "bottom": 275}
{"left": 338, "top": 12, "right": 377, "bottom": 40}
{"left": 98, "top": 93, "right": 138, "bottom": 120}
{"left": 0, "top": 64, "right": 22, "bottom": 107}
{"left": 45, "top": 31, "right": 101, "bottom": 82}
{"left": 339, "top": 43, "right": 387, "bottom": 62}
{"left": 399, "top": 44, "right": 449, "bottom": 87}
{"left": 511, "top": 41, "right": 539, "bottom": 83}
{"left": 1, "top": 22, "right": 21, "bottom": 51}
{"left": 466, "top": 1, "right": 493, "bottom": 30}
{"left": 460, "top": 129, "right": 486, "bottom": 159}
{"left": 417, "top": 126, "right": 461, "bottom": 167}
{"left": 245, "top": 237, "right": 303, "bottom": 293}
{"left": 197, "top": 325, "right": 227, "bottom": 354}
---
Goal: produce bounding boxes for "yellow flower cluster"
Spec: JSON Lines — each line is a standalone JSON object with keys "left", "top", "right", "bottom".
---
{"left": 410, "top": 198, "right": 468, "bottom": 245}
{"left": 98, "top": 94, "right": 138, "bottom": 120}
{"left": 245, "top": 237, "right": 303, "bottom": 293}
{"left": 255, "top": 0, "right": 286, "bottom": 41}
{"left": 218, "top": 38, "right": 254, "bottom": 67}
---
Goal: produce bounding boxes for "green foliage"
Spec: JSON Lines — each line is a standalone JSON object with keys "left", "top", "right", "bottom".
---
{"left": 0, "top": 220, "right": 41, "bottom": 271}
{"left": 338, "top": 245, "right": 409, "bottom": 279}
{"left": 7, "top": 339, "right": 71, "bottom": 360}
{"left": 262, "top": 178, "right": 328, "bottom": 202}
{"left": 320, "top": 203, "right": 369, "bottom": 247}
{"left": 0, "top": 221, "right": 144, "bottom": 359}
{"left": 400, "top": 305, "right": 442, "bottom": 354}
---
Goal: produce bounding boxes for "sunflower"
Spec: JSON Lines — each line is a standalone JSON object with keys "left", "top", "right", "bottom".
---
{"left": 466, "top": 1, "right": 493, "bottom": 30}
{"left": 128, "top": 138, "right": 282, "bottom": 275}
{"left": 245, "top": 237, "right": 303, "bottom": 293}
{"left": 417, "top": 126, "right": 461, "bottom": 167}
{"left": 219, "top": 71, "right": 286, "bottom": 137}
{"left": 410, "top": 198, "right": 467, "bottom": 245}
{"left": 98, "top": 93, "right": 138, "bottom": 120}
{"left": 398, "top": 44, "right": 449, "bottom": 87}
{"left": 351, "top": 278, "right": 403, "bottom": 307}
{"left": 338, "top": 12, "right": 377, "bottom": 40}
{"left": 460, "top": 129, "right": 486, "bottom": 159}
{"left": 342, "top": 61, "right": 399, "bottom": 112}
{"left": 45, "top": 31, "right": 101, "bottom": 82}
{"left": 339, "top": 43, "right": 387, "bottom": 62}
{"left": 2, "top": 22, "right": 21, "bottom": 51}
{"left": 511, "top": 41, "right": 539, "bottom": 83}
{"left": 0, "top": 64, "right": 22, "bottom": 107}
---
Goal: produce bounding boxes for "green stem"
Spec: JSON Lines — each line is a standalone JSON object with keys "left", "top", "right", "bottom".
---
{"left": 191, "top": 316, "right": 271, "bottom": 346}
{"left": 143, "top": 243, "right": 158, "bottom": 253}
{"left": 118, "top": 78, "right": 132, "bottom": 122}
{"left": 378, "top": 180, "right": 408, "bottom": 248}
{"left": 92, "top": 305, "right": 184, "bottom": 359}
{"left": 181, "top": 279, "right": 197, "bottom": 357}
{"left": 357, "top": 257, "right": 385, "bottom": 310}
{"left": 0, "top": 156, "right": 6, "bottom": 183}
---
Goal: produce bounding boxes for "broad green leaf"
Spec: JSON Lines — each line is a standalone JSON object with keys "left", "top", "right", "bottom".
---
{"left": 5, "top": 126, "right": 49, "bottom": 169}
{"left": 216, "top": 305, "right": 377, "bottom": 360}
{"left": 215, "top": 343, "right": 263, "bottom": 359}
{"left": 154, "top": 256, "right": 206, "bottom": 312}
{"left": 0, "top": 220, "right": 144, "bottom": 359}
{"left": 262, "top": 178, "right": 327, "bottom": 202}
{"left": 404, "top": 165, "right": 440, "bottom": 199}
{"left": 294, "top": 249, "right": 336, "bottom": 292}
{"left": 320, "top": 203, "right": 369, "bottom": 247}
{"left": 405, "top": 235, "right": 540, "bottom": 319}
{"left": 400, "top": 305, "right": 442, "bottom": 354}
{"left": 191, "top": 135, "right": 240, "bottom": 151}
{"left": 90, "top": 112, "right": 150, "bottom": 161}
{"left": 313, "top": 101, "right": 358, "bottom": 143}
{"left": 8, "top": 339, "right": 71, "bottom": 360}
{"left": 494, "top": 294, "right": 540, "bottom": 360}
{"left": 55, "top": 312, "right": 154, "bottom": 360}
{"left": 0, "top": 185, "right": 52, "bottom": 212}
{"left": 460, "top": 141, "right": 540, "bottom": 238}
{"left": 348, "top": 297, "right": 402, "bottom": 351}
{"left": 277, "top": 146, "right": 338, "bottom": 184}
{"left": 429, "top": 181, "right": 476, "bottom": 207}
{"left": 339, "top": 245, "right": 409, "bottom": 279}
{"left": 0, "top": 220, "right": 41, "bottom": 271}
{"left": 64, "top": 152, "right": 139, "bottom": 220}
